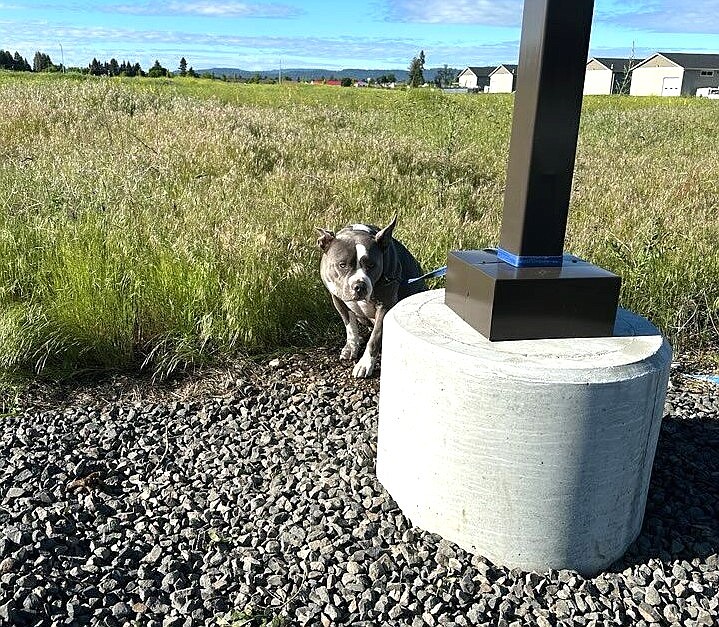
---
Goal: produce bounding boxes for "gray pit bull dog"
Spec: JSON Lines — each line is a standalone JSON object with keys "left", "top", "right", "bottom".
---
{"left": 317, "top": 216, "right": 426, "bottom": 378}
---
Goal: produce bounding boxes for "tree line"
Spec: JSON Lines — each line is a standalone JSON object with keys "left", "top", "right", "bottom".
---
{"left": 0, "top": 49, "right": 198, "bottom": 78}
{"left": 0, "top": 49, "right": 31, "bottom": 71}
{"left": 1, "top": 47, "right": 458, "bottom": 87}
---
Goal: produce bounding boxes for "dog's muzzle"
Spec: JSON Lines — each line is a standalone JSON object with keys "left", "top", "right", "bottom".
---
{"left": 351, "top": 281, "right": 368, "bottom": 298}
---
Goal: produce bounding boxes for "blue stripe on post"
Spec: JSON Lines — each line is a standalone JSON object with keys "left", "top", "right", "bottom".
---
{"left": 496, "top": 248, "right": 565, "bottom": 267}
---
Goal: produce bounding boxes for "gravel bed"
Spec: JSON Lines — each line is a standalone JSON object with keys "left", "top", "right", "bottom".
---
{"left": 1, "top": 348, "right": 718, "bottom": 627}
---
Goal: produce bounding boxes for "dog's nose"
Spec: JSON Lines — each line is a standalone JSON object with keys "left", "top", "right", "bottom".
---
{"left": 352, "top": 283, "right": 366, "bottom": 297}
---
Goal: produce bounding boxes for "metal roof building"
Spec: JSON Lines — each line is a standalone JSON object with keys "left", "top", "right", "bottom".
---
{"left": 630, "top": 52, "right": 719, "bottom": 96}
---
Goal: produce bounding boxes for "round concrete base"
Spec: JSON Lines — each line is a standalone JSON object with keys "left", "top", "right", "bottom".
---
{"left": 376, "top": 289, "right": 671, "bottom": 576}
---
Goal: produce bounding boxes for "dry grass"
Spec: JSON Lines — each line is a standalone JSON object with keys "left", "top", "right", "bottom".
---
{"left": 0, "top": 72, "right": 717, "bottom": 388}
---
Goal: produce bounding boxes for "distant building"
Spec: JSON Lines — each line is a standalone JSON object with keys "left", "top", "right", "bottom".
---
{"left": 584, "top": 57, "right": 638, "bottom": 95}
{"left": 630, "top": 52, "right": 719, "bottom": 96}
{"left": 309, "top": 78, "right": 342, "bottom": 86}
{"left": 457, "top": 66, "right": 495, "bottom": 90}
{"left": 488, "top": 65, "right": 517, "bottom": 93}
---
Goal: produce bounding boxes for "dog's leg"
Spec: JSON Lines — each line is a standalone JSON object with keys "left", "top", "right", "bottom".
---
{"left": 332, "top": 295, "right": 362, "bottom": 361}
{"left": 353, "top": 307, "right": 387, "bottom": 378}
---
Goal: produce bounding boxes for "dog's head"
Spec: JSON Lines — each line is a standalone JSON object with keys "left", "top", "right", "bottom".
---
{"left": 316, "top": 215, "right": 397, "bottom": 302}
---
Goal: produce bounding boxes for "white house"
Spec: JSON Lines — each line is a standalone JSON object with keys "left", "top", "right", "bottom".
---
{"left": 584, "top": 57, "right": 637, "bottom": 95}
{"left": 457, "top": 66, "right": 495, "bottom": 90}
{"left": 488, "top": 65, "right": 517, "bottom": 93}
{"left": 630, "top": 52, "right": 719, "bottom": 96}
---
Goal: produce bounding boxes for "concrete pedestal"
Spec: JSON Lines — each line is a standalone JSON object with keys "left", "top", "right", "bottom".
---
{"left": 376, "top": 289, "right": 671, "bottom": 576}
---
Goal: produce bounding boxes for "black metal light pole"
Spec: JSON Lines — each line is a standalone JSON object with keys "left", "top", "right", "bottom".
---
{"left": 445, "top": 0, "right": 621, "bottom": 341}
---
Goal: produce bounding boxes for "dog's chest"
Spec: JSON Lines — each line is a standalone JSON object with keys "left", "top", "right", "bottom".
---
{"left": 345, "top": 299, "right": 377, "bottom": 323}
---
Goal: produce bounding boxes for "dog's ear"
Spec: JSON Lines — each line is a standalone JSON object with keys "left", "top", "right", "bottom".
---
{"left": 316, "top": 228, "right": 335, "bottom": 252}
{"left": 375, "top": 214, "right": 397, "bottom": 250}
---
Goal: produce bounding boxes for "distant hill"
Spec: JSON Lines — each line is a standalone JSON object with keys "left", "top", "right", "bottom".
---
{"left": 197, "top": 67, "right": 461, "bottom": 82}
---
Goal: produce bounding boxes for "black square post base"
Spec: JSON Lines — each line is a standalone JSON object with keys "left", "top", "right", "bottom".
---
{"left": 445, "top": 250, "right": 621, "bottom": 341}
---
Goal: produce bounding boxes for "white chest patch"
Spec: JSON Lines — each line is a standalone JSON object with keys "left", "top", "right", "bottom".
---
{"left": 346, "top": 299, "right": 377, "bottom": 322}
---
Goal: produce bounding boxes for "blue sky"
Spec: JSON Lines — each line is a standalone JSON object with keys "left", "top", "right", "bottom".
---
{"left": 0, "top": 1, "right": 717, "bottom": 71}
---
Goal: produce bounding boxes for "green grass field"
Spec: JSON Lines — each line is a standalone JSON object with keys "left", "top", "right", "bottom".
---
{"left": 1, "top": 72, "right": 717, "bottom": 393}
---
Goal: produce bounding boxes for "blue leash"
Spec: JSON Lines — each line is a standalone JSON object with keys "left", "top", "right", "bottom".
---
{"left": 407, "top": 248, "right": 498, "bottom": 285}
{"left": 407, "top": 265, "right": 447, "bottom": 285}
{"left": 683, "top": 374, "right": 719, "bottom": 385}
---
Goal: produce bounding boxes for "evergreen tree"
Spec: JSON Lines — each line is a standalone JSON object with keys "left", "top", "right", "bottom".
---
{"left": 148, "top": 60, "right": 168, "bottom": 78}
{"left": 408, "top": 50, "right": 425, "bottom": 87}
{"left": 179, "top": 57, "right": 187, "bottom": 76}
{"left": 435, "top": 64, "right": 456, "bottom": 88}
{"left": 15, "top": 52, "right": 31, "bottom": 71}
{"left": 187, "top": 66, "right": 197, "bottom": 78}
{"left": 109, "top": 58, "right": 119, "bottom": 76}
{"left": 33, "top": 51, "right": 54, "bottom": 72}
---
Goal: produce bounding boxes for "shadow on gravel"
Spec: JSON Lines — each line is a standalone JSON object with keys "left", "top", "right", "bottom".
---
{"left": 612, "top": 412, "right": 719, "bottom": 571}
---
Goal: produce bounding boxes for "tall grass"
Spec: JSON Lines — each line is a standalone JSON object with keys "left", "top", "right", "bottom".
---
{"left": 0, "top": 73, "right": 717, "bottom": 386}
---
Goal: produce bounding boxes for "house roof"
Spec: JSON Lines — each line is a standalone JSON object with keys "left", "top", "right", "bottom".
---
{"left": 489, "top": 64, "right": 518, "bottom": 76}
{"left": 459, "top": 66, "right": 496, "bottom": 78}
{"left": 634, "top": 52, "right": 719, "bottom": 71}
{"left": 589, "top": 57, "right": 638, "bottom": 72}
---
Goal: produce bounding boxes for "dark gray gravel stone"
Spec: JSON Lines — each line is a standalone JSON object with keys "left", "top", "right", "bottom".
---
{"left": 0, "top": 351, "right": 717, "bottom": 626}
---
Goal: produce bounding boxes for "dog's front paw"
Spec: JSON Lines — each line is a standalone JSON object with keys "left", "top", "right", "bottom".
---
{"left": 340, "top": 342, "right": 361, "bottom": 361}
{"left": 352, "top": 353, "right": 376, "bottom": 378}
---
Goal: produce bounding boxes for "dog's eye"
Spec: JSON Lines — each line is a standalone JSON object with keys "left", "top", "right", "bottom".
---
{"left": 338, "top": 261, "right": 347, "bottom": 269}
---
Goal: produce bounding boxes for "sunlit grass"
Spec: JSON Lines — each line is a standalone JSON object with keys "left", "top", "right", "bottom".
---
{"left": 0, "top": 72, "right": 717, "bottom": 388}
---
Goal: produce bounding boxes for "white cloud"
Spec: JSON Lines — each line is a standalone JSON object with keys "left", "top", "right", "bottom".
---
{"left": 596, "top": 0, "right": 719, "bottom": 35}
{"left": 20, "top": 1, "right": 304, "bottom": 19}
{"left": 0, "top": 19, "right": 518, "bottom": 69}
{"left": 384, "top": 0, "right": 522, "bottom": 26}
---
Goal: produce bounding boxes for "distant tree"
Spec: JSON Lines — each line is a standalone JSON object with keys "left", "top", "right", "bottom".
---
{"left": 377, "top": 73, "right": 397, "bottom": 85}
{"left": 408, "top": 50, "right": 425, "bottom": 87}
{"left": 148, "top": 60, "right": 168, "bottom": 78}
{"left": 187, "top": 66, "right": 197, "bottom": 78}
{"left": 2, "top": 50, "right": 30, "bottom": 71}
{"left": 18, "top": 52, "right": 31, "bottom": 71}
{"left": 179, "top": 57, "right": 187, "bottom": 76}
{"left": 109, "top": 58, "right": 119, "bottom": 76}
{"left": 341, "top": 77, "right": 352, "bottom": 87}
{"left": 0, "top": 50, "right": 12, "bottom": 69}
{"left": 434, "top": 64, "right": 456, "bottom": 88}
{"left": 33, "top": 51, "right": 55, "bottom": 72}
